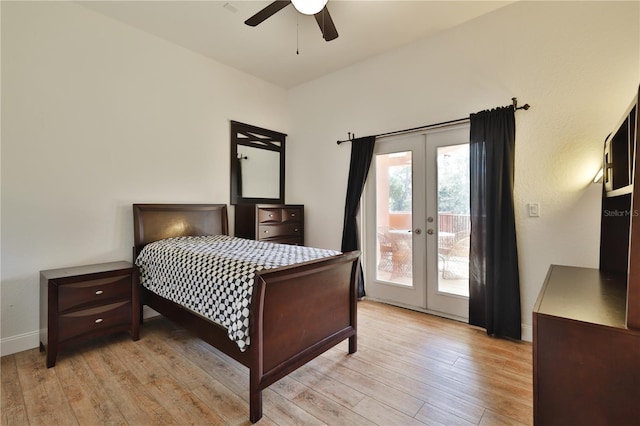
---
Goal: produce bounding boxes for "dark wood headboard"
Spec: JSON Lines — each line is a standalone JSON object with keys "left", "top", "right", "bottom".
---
{"left": 133, "top": 204, "right": 228, "bottom": 255}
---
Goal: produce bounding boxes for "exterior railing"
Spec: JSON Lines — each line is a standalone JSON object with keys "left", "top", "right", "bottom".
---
{"left": 438, "top": 213, "right": 470, "bottom": 235}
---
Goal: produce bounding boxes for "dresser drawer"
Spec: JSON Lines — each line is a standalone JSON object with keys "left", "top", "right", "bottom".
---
{"left": 269, "top": 236, "right": 304, "bottom": 246}
{"left": 282, "top": 208, "right": 302, "bottom": 223}
{"left": 258, "top": 223, "right": 302, "bottom": 240}
{"left": 258, "top": 208, "right": 282, "bottom": 223}
{"left": 58, "top": 274, "right": 131, "bottom": 312}
{"left": 58, "top": 300, "right": 131, "bottom": 342}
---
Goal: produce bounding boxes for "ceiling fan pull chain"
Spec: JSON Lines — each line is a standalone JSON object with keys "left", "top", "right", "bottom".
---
{"left": 296, "top": 13, "right": 299, "bottom": 55}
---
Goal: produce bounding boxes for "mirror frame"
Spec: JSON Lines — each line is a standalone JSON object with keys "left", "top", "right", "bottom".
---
{"left": 230, "top": 120, "right": 286, "bottom": 205}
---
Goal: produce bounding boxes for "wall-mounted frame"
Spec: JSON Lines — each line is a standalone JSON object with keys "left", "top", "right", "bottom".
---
{"left": 230, "top": 120, "right": 286, "bottom": 205}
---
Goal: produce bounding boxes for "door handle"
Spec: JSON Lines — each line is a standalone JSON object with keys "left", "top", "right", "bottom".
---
{"left": 426, "top": 229, "right": 434, "bottom": 235}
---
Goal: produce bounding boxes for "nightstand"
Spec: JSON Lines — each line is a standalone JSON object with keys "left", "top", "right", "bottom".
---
{"left": 39, "top": 261, "right": 139, "bottom": 368}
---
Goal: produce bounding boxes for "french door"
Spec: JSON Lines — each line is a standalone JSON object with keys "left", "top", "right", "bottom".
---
{"left": 364, "top": 125, "right": 470, "bottom": 320}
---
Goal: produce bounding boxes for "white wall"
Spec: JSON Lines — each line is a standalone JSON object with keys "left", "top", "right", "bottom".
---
{"left": 0, "top": 2, "right": 288, "bottom": 355}
{"left": 287, "top": 1, "right": 640, "bottom": 339}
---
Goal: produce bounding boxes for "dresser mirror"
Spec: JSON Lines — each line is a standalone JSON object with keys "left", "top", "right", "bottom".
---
{"left": 230, "top": 120, "right": 286, "bottom": 205}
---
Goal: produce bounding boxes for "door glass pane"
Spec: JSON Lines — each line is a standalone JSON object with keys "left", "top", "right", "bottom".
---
{"left": 375, "top": 151, "right": 413, "bottom": 286}
{"left": 437, "top": 144, "right": 470, "bottom": 296}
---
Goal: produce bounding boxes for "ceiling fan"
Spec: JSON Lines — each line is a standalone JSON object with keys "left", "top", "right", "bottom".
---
{"left": 245, "top": 0, "right": 339, "bottom": 41}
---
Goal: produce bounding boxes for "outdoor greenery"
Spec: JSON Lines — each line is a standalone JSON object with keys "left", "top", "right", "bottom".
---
{"left": 389, "top": 165, "right": 412, "bottom": 212}
{"left": 437, "top": 147, "right": 470, "bottom": 214}
{"left": 387, "top": 146, "right": 469, "bottom": 214}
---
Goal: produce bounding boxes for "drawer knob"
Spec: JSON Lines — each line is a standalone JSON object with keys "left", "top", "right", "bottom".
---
{"left": 269, "top": 214, "right": 273, "bottom": 217}
{"left": 95, "top": 318, "right": 103, "bottom": 324}
{"left": 264, "top": 230, "right": 269, "bottom": 234}
{"left": 95, "top": 290, "right": 104, "bottom": 295}
{"left": 294, "top": 229, "right": 299, "bottom": 232}
{"left": 291, "top": 213, "right": 295, "bottom": 217}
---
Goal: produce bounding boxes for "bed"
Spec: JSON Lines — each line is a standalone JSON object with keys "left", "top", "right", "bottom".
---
{"left": 132, "top": 203, "right": 360, "bottom": 422}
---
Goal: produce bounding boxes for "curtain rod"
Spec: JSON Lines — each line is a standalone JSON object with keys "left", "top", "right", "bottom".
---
{"left": 336, "top": 98, "right": 530, "bottom": 145}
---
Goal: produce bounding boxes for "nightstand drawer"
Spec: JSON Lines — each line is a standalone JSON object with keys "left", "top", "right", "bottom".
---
{"left": 58, "top": 300, "right": 131, "bottom": 342}
{"left": 58, "top": 274, "right": 131, "bottom": 312}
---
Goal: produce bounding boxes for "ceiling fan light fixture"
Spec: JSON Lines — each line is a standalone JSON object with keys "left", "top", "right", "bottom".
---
{"left": 291, "top": 0, "right": 328, "bottom": 15}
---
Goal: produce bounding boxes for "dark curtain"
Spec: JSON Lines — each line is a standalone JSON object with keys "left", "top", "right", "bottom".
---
{"left": 469, "top": 106, "right": 521, "bottom": 340}
{"left": 341, "top": 135, "right": 376, "bottom": 298}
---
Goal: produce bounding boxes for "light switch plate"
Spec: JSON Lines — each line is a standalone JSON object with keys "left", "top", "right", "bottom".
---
{"left": 529, "top": 202, "right": 540, "bottom": 217}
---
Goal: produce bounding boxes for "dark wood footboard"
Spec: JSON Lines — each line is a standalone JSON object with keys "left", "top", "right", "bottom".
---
{"left": 247, "top": 250, "right": 360, "bottom": 422}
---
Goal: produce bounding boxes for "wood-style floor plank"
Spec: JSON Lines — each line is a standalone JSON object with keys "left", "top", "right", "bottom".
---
{"left": 13, "top": 348, "right": 78, "bottom": 425}
{"left": 80, "top": 338, "right": 175, "bottom": 424}
{"left": 1, "top": 300, "right": 532, "bottom": 425}
{"left": 52, "top": 348, "right": 127, "bottom": 425}
{"left": 1, "top": 356, "right": 28, "bottom": 425}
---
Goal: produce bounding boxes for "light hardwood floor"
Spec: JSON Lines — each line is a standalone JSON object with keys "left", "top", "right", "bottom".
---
{"left": 2, "top": 300, "right": 532, "bottom": 425}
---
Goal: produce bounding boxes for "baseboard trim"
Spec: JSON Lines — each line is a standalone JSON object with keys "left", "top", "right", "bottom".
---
{"left": 521, "top": 323, "right": 533, "bottom": 342}
{"left": 1, "top": 330, "right": 40, "bottom": 357}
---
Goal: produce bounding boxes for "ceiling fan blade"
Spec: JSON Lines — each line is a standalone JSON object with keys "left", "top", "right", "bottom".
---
{"left": 314, "top": 6, "right": 338, "bottom": 41}
{"left": 245, "top": 0, "right": 291, "bottom": 27}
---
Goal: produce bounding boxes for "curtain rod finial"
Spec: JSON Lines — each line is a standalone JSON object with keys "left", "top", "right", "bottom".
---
{"left": 512, "top": 97, "right": 530, "bottom": 111}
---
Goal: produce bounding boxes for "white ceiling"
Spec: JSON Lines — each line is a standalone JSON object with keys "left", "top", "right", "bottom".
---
{"left": 79, "top": 1, "right": 513, "bottom": 88}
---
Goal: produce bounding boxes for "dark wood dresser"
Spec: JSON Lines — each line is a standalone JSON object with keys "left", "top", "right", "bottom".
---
{"left": 533, "top": 88, "right": 640, "bottom": 425}
{"left": 40, "top": 261, "right": 139, "bottom": 367}
{"left": 235, "top": 204, "right": 304, "bottom": 245}
{"left": 533, "top": 266, "right": 640, "bottom": 425}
